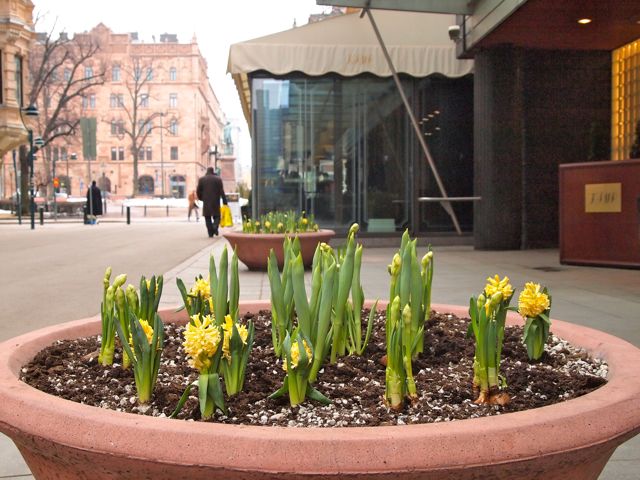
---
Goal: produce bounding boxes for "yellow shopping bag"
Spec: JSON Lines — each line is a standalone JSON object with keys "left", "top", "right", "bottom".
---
{"left": 220, "top": 204, "right": 233, "bottom": 227}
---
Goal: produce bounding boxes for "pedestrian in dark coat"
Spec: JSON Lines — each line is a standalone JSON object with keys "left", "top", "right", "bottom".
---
{"left": 196, "top": 167, "right": 227, "bottom": 237}
{"left": 86, "top": 180, "right": 103, "bottom": 216}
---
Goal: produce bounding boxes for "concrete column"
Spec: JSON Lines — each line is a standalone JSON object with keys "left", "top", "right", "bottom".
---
{"left": 473, "top": 46, "right": 524, "bottom": 249}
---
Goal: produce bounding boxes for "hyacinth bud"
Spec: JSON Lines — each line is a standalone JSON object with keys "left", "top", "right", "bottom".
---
{"left": 112, "top": 274, "right": 127, "bottom": 289}
{"left": 485, "top": 292, "right": 503, "bottom": 315}
{"left": 103, "top": 267, "right": 112, "bottom": 290}
{"left": 348, "top": 223, "right": 360, "bottom": 238}
{"left": 115, "top": 287, "right": 126, "bottom": 311}
{"left": 105, "top": 285, "right": 115, "bottom": 311}
{"left": 126, "top": 284, "right": 139, "bottom": 314}
{"left": 402, "top": 304, "right": 412, "bottom": 328}
{"left": 390, "top": 296, "right": 401, "bottom": 326}
{"left": 390, "top": 253, "right": 402, "bottom": 277}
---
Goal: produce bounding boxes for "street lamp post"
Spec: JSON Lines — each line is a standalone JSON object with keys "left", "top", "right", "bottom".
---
{"left": 160, "top": 113, "right": 165, "bottom": 198}
{"left": 18, "top": 104, "right": 40, "bottom": 230}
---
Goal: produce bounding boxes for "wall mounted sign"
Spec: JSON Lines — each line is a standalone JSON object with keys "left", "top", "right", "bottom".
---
{"left": 584, "top": 183, "right": 622, "bottom": 213}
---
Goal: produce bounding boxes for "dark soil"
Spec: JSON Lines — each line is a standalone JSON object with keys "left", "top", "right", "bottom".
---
{"left": 21, "top": 309, "right": 607, "bottom": 427}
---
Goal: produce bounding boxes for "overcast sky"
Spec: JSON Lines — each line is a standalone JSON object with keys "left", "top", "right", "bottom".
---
{"left": 32, "top": 0, "right": 330, "bottom": 178}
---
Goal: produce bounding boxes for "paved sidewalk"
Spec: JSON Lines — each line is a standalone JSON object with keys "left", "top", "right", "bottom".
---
{"left": 1, "top": 230, "right": 639, "bottom": 479}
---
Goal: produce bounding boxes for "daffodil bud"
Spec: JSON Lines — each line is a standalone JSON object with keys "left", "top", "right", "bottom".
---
{"left": 348, "top": 223, "right": 360, "bottom": 238}
{"left": 390, "top": 253, "right": 402, "bottom": 277}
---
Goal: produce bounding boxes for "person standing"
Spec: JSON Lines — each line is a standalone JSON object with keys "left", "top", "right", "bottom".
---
{"left": 86, "top": 180, "right": 103, "bottom": 216}
{"left": 187, "top": 190, "right": 199, "bottom": 222}
{"left": 196, "top": 167, "right": 227, "bottom": 237}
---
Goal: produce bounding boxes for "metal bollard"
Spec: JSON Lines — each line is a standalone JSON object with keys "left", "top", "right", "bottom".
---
{"left": 39, "top": 207, "right": 44, "bottom": 225}
{"left": 126, "top": 206, "right": 131, "bottom": 225}
{"left": 166, "top": 205, "right": 169, "bottom": 216}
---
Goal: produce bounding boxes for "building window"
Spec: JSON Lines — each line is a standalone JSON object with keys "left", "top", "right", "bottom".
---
{"left": 169, "top": 67, "right": 177, "bottom": 81}
{"left": 112, "top": 64, "right": 120, "bottom": 81}
{"left": 61, "top": 147, "right": 68, "bottom": 160}
{"left": 170, "top": 146, "right": 178, "bottom": 160}
{"left": 82, "top": 94, "right": 96, "bottom": 109}
{"left": 84, "top": 66, "right": 93, "bottom": 79}
{"left": 63, "top": 67, "right": 71, "bottom": 81}
{"left": 118, "top": 146, "right": 125, "bottom": 161}
{"left": 169, "top": 93, "right": 177, "bottom": 108}
{"left": 134, "top": 67, "right": 142, "bottom": 81}
{"left": 110, "top": 120, "right": 117, "bottom": 135}
{"left": 169, "top": 118, "right": 178, "bottom": 135}
{"left": 111, "top": 147, "right": 117, "bottom": 161}
{"left": 146, "top": 146, "right": 152, "bottom": 160}
{"left": 110, "top": 94, "right": 124, "bottom": 108}
{"left": 138, "top": 147, "right": 146, "bottom": 160}
{"left": 140, "top": 94, "right": 149, "bottom": 108}
{"left": 146, "top": 68, "right": 153, "bottom": 81}
{"left": 14, "top": 56, "right": 23, "bottom": 107}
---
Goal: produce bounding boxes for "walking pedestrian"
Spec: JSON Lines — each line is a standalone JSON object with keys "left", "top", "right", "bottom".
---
{"left": 196, "top": 167, "right": 227, "bottom": 237}
{"left": 187, "top": 190, "right": 199, "bottom": 222}
{"left": 86, "top": 180, "right": 103, "bottom": 216}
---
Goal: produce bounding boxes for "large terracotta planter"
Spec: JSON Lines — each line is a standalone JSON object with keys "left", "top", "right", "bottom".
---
{"left": 1, "top": 301, "right": 639, "bottom": 479}
{"left": 223, "top": 229, "right": 335, "bottom": 270}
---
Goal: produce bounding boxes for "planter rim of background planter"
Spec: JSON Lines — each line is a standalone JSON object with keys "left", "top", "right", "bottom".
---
{"left": 223, "top": 228, "right": 336, "bottom": 239}
{"left": 1, "top": 301, "right": 639, "bottom": 477}
{"left": 223, "top": 229, "right": 336, "bottom": 270}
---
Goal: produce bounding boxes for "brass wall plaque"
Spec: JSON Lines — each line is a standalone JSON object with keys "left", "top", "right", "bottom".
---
{"left": 585, "top": 183, "right": 622, "bottom": 213}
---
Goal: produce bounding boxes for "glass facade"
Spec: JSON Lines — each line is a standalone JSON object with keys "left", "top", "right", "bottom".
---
{"left": 612, "top": 38, "right": 640, "bottom": 160}
{"left": 251, "top": 73, "right": 473, "bottom": 234}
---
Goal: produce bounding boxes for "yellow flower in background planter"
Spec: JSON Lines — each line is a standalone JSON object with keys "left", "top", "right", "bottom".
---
{"left": 484, "top": 274, "right": 513, "bottom": 300}
{"left": 183, "top": 314, "right": 221, "bottom": 372}
{"left": 518, "top": 282, "right": 550, "bottom": 318}
{"left": 221, "top": 314, "right": 249, "bottom": 360}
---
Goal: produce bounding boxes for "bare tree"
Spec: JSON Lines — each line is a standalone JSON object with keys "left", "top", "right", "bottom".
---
{"left": 110, "top": 56, "right": 170, "bottom": 196}
{"left": 23, "top": 24, "right": 105, "bottom": 206}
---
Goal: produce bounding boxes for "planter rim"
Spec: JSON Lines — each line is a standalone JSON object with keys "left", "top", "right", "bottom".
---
{"left": 1, "top": 301, "right": 639, "bottom": 475}
{"left": 223, "top": 229, "right": 335, "bottom": 239}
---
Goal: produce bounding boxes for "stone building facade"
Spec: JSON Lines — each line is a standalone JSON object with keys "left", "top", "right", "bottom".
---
{"left": 0, "top": 0, "right": 35, "bottom": 177}
{"left": 3, "top": 23, "right": 233, "bottom": 200}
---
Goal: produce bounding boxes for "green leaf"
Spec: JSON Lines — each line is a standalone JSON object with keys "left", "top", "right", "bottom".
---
{"left": 306, "top": 385, "right": 331, "bottom": 405}
{"left": 169, "top": 380, "right": 197, "bottom": 419}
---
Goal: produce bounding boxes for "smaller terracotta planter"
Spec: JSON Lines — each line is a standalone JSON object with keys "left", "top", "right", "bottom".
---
{"left": 223, "top": 229, "right": 336, "bottom": 270}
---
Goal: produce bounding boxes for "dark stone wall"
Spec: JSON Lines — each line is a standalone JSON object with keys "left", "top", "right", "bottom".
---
{"left": 474, "top": 46, "right": 611, "bottom": 249}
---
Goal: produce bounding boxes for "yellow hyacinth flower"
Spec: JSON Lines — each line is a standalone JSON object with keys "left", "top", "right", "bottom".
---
{"left": 183, "top": 314, "right": 221, "bottom": 372}
{"left": 189, "top": 277, "right": 211, "bottom": 299}
{"left": 143, "top": 278, "right": 161, "bottom": 296}
{"left": 518, "top": 282, "right": 550, "bottom": 318}
{"left": 283, "top": 339, "right": 312, "bottom": 372}
{"left": 484, "top": 274, "right": 513, "bottom": 300}
{"left": 128, "top": 319, "right": 154, "bottom": 353}
{"left": 221, "top": 314, "right": 249, "bottom": 359}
